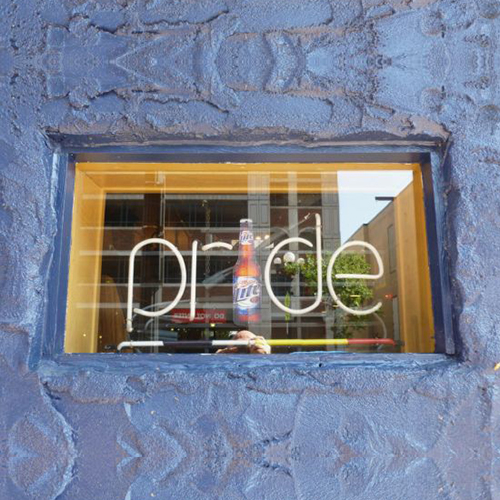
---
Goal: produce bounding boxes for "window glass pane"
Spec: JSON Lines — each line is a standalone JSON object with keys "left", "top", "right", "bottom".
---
{"left": 65, "top": 162, "right": 435, "bottom": 354}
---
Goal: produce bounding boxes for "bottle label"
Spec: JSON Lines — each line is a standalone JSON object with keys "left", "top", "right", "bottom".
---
{"left": 233, "top": 277, "right": 261, "bottom": 310}
{"left": 240, "top": 230, "right": 253, "bottom": 245}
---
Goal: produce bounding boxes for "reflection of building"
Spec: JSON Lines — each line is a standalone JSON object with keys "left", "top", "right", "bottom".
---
{"left": 267, "top": 172, "right": 341, "bottom": 346}
{"left": 66, "top": 163, "right": 434, "bottom": 354}
{"left": 66, "top": 167, "right": 342, "bottom": 353}
{"left": 348, "top": 183, "right": 434, "bottom": 353}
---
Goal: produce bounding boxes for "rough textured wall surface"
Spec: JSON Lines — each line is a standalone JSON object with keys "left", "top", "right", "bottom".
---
{"left": 0, "top": 1, "right": 499, "bottom": 499}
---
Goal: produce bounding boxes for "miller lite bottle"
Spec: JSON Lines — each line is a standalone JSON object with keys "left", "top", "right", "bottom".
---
{"left": 233, "top": 219, "right": 261, "bottom": 325}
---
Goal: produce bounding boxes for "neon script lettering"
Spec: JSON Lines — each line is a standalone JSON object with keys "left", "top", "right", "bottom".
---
{"left": 126, "top": 215, "right": 384, "bottom": 332}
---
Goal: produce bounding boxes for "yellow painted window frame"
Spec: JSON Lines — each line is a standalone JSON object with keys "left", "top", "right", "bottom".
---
{"left": 65, "top": 162, "right": 433, "bottom": 353}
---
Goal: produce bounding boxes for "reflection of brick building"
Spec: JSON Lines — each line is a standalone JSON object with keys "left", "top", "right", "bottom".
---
{"left": 349, "top": 183, "right": 434, "bottom": 353}
{"left": 72, "top": 172, "right": 342, "bottom": 352}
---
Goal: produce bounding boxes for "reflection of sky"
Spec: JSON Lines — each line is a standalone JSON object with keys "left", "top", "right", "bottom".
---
{"left": 338, "top": 171, "right": 413, "bottom": 243}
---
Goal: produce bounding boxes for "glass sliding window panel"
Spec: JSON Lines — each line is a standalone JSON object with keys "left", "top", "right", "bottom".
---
{"left": 65, "top": 162, "right": 435, "bottom": 354}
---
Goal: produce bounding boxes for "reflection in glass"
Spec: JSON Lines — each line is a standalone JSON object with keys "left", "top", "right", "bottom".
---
{"left": 65, "top": 163, "right": 434, "bottom": 354}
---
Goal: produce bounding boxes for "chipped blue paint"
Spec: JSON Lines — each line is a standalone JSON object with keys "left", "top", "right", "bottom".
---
{"left": 0, "top": 1, "right": 499, "bottom": 499}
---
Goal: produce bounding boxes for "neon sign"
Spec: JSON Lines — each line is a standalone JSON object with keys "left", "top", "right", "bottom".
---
{"left": 126, "top": 214, "right": 384, "bottom": 333}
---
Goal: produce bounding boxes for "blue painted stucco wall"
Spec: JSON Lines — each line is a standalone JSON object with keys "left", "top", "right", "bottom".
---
{"left": 0, "top": 1, "right": 500, "bottom": 499}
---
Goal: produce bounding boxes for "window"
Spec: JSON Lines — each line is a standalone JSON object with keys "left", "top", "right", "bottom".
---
{"left": 64, "top": 160, "right": 435, "bottom": 354}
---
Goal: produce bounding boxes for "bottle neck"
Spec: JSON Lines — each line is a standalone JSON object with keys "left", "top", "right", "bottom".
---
{"left": 239, "top": 222, "right": 255, "bottom": 259}
{"left": 240, "top": 241, "right": 254, "bottom": 259}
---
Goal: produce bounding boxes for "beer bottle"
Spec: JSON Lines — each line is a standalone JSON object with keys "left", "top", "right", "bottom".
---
{"left": 233, "top": 219, "right": 261, "bottom": 325}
